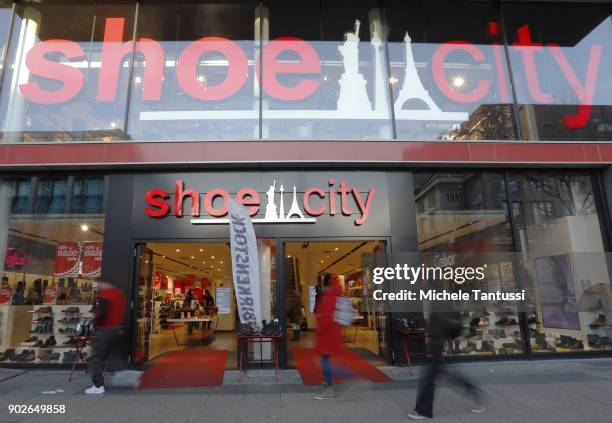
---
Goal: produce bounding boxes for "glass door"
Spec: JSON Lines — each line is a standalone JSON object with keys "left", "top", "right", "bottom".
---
{"left": 134, "top": 245, "right": 154, "bottom": 365}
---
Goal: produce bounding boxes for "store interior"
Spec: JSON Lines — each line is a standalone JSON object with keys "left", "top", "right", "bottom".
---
{"left": 138, "top": 240, "right": 388, "bottom": 370}
{"left": 138, "top": 242, "right": 237, "bottom": 368}
{"left": 283, "top": 240, "right": 387, "bottom": 367}
{"left": 0, "top": 215, "right": 104, "bottom": 364}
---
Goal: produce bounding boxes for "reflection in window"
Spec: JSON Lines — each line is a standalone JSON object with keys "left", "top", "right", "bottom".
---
{"left": 0, "top": 3, "right": 136, "bottom": 143}
{"left": 71, "top": 177, "right": 104, "bottom": 214}
{"left": 0, "top": 175, "right": 106, "bottom": 364}
{"left": 509, "top": 172, "right": 612, "bottom": 353}
{"left": 262, "top": 0, "right": 393, "bottom": 140}
{"left": 127, "top": 2, "right": 259, "bottom": 141}
{"left": 414, "top": 171, "right": 521, "bottom": 356}
{"left": 503, "top": 4, "right": 612, "bottom": 141}
{"left": 385, "top": 0, "right": 518, "bottom": 141}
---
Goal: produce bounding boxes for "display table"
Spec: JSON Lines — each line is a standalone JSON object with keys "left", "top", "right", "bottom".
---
{"left": 166, "top": 318, "right": 213, "bottom": 346}
{"left": 65, "top": 336, "right": 90, "bottom": 381}
{"left": 66, "top": 335, "right": 112, "bottom": 382}
{"left": 237, "top": 333, "right": 282, "bottom": 383}
{"left": 395, "top": 328, "right": 447, "bottom": 375}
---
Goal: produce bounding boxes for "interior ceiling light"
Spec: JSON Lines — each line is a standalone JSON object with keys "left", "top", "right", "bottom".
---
{"left": 80, "top": 224, "right": 89, "bottom": 232}
{"left": 176, "top": 249, "right": 180, "bottom": 252}
{"left": 301, "top": 242, "right": 309, "bottom": 249}
{"left": 334, "top": 247, "right": 339, "bottom": 251}
{"left": 211, "top": 255, "right": 215, "bottom": 259}
{"left": 199, "top": 248, "right": 204, "bottom": 252}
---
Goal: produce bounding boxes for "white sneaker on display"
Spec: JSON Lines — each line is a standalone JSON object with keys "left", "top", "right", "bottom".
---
{"left": 84, "top": 385, "right": 105, "bottom": 394}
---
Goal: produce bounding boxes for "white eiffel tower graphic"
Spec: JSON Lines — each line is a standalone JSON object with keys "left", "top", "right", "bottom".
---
{"left": 393, "top": 32, "right": 468, "bottom": 121}
{"left": 286, "top": 186, "right": 306, "bottom": 220}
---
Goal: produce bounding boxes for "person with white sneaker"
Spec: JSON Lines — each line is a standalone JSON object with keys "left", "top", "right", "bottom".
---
{"left": 407, "top": 309, "right": 486, "bottom": 420}
{"left": 85, "top": 281, "right": 127, "bottom": 395}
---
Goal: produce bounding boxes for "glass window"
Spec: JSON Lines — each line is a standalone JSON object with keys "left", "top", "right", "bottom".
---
{"left": 385, "top": 0, "right": 518, "bottom": 140}
{"left": 509, "top": 172, "right": 612, "bottom": 352}
{"left": 261, "top": 0, "right": 393, "bottom": 140}
{"left": 503, "top": 4, "right": 612, "bottom": 141}
{"left": 0, "top": 175, "right": 106, "bottom": 364}
{"left": 71, "top": 176, "right": 105, "bottom": 214}
{"left": 126, "top": 2, "right": 259, "bottom": 141}
{"left": 414, "top": 172, "right": 523, "bottom": 356}
{"left": 0, "top": 3, "right": 136, "bottom": 143}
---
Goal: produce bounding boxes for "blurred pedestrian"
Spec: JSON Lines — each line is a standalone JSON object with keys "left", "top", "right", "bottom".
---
{"left": 85, "top": 281, "right": 127, "bottom": 394}
{"left": 313, "top": 273, "right": 353, "bottom": 400}
{"left": 408, "top": 311, "right": 486, "bottom": 419}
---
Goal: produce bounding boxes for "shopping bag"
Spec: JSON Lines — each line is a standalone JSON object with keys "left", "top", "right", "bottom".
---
{"left": 334, "top": 296, "right": 356, "bottom": 326}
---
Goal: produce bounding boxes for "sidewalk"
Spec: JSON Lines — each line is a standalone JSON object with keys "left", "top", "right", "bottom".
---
{"left": 3, "top": 358, "right": 612, "bottom": 422}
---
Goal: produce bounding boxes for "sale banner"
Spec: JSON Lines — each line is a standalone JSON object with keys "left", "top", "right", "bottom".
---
{"left": 81, "top": 242, "right": 103, "bottom": 279}
{"left": 54, "top": 242, "right": 81, "bottom": 278}
{"left": 43, "top": 286, "right": 57, "bottom": 305}
{"left": 0, "top": 285, "right": 12, "bottom": 305}
{"left": 184, "top": 274, "right": 195, "bottom": 288}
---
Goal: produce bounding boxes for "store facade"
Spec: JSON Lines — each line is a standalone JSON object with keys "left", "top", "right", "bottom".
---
{"left": 1, "top": 0, "right": 612, "bottom": 368}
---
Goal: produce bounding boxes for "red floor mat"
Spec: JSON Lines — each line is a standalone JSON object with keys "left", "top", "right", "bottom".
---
{"left": 139, "top": 348, "right": 228, "bottom": 389}
{"left": 292, "top": 348, "right": 392, "bottom": 385}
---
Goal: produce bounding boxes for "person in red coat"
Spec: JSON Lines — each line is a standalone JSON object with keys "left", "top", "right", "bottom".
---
{"left": 314, "top": 273, "right": 351, "bottom": 399}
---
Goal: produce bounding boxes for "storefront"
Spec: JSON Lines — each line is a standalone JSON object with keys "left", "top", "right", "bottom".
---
{"left": 1, "top": 0, "right": 612, "bottom": 369}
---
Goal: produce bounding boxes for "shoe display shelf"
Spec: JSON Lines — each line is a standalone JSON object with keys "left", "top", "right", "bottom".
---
{"left": 9, "top": 304, "right": 93, "bottom": 364}
{"left": 448, "top": 307, "right": 523, "bottom": 356}
{"left": 582, "top": 292, "right": 612, "bottom": 351}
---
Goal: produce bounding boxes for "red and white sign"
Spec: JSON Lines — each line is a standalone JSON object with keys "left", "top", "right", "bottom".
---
{"left": 43, "top": 286, "right": 57, "bottom": 305}
{"left": 81, "top": 241, "right": 103, "bottom": 279}
{"left": 16, "top": 18, "right": 600, "bottom": 129}
{"left": 153, "top": 272, "right": 161, "bottom": 289}
{"left": 5, "top": 248, "right": 29, "bottom": 267}
{"left": 54, "top": 242, "right": 81, "bottom": 278}
{"left": 144, "top": 179, "right": 376, "bottom": 226}
{"left": 0, "top": 286, "right": 11, "bottom": 305}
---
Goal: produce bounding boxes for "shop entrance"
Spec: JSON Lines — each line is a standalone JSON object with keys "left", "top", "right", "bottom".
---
{"left": 283, "top": 240, "right": 389, "bottom": 368}
{"left": 133, "top": 242, "right": 238, "bottom": 369}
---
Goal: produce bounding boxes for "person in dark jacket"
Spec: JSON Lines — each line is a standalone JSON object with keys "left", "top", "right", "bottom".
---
{"left": 85, "top": 281, "right": 127, "bottom": 394}
{"left": 408, "top": 310, "right": 486, "bottom": 419}
{"left": 203, "top": 289, "right": 215, "bottom": 329}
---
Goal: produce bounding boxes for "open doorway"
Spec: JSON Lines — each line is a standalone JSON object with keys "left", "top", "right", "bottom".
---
{"left": 134, "top": 242, "right": 238, "bottom": 369}
{"left": 284, "top": 240, "right": 388, "bottom": 367}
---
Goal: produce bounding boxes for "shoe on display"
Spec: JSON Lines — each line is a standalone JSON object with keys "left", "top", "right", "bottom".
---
{"left": 314, "top": 384, "right": 334, "bottom": 400}
{"left": 589, "top": 314, "right": 607, "bottom": 329}
{"left": 584, "top": 283, "right": 606, "bottom": 295}
{"left": 85, "top": 385, "right": 105, "bottom": 395}
{"left": 43, "top": 336, "right": 57, "bottom": 347}
{"left": 589, "top": 299, "right": 604, "bottom": 311}
{"left": 407, "top": 411, "right": 430, "bottom": 420}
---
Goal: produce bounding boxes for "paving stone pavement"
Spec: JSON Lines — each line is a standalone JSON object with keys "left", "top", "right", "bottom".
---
{"left": 2, "top": 358, "right": 612, "bottom": 422}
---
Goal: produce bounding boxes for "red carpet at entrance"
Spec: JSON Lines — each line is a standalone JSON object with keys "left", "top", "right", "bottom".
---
{"left": 292, "top": 348, "right": 392, "bottom": 385}
{"left": 139, "top": 349, "right": 228, "bottom": 389}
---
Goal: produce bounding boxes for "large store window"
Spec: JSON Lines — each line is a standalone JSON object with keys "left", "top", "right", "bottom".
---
{"left": 262, "top": 0, "right": 393, "bottom": 140}
{"left": 127, "top": 1, "right": 259, "bottom": 141}
{"left": 385, "top": 0, "right": 518, "bottom": 141}
{"left": 414, "top": 172, "right": 524, "bottom": 356}
{"left": 0, "top": 3, "right": 136, "bottom": 142}
{"left": 503, "top": 4, "right": 612, "bottom": 141}
{"left": 0, "top": 175, "right": 106, "bottom": 364}
{"left": 508, "top": 172, "right": 612, "bottom": 352}
{"left": 414, "top": 170, "right": 612, "bottom": 356}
